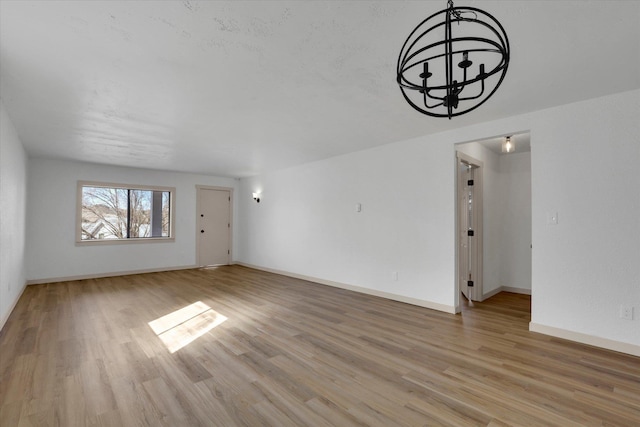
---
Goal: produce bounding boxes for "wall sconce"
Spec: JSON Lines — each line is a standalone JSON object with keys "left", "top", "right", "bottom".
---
{"left": 502, "top": 136, "right": 514, "bottom": 153}
{"left": 252, "top": 192, "right": 261, "bottom": 203}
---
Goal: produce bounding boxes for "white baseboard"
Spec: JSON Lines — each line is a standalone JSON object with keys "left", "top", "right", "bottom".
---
{"left": 483, "top": 285, "right": 532, "bottom": 300}
{"left": 26, "top": 265, "right": 199, "bottom": 285}
{"left": 235, "top": 262, "right": 456, "bottom": 314}
{"left": 482, "top": 287, "right": 502, "bottom": 300}
{"left": 501, "top": 286, "right": 532, "bottom": 295}
{"left": 0, "top": 280, "right": 27, "bottom": 332}
{"left": 529, "top": 322, "right": 640, "bottom": 357}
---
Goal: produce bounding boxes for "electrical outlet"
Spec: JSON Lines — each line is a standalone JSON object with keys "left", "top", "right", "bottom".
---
{"left": 619, "top": 305, "right": 634, "bottom": 321}
{"left": 391, "top": 271, "right": 398, "bottom": 281}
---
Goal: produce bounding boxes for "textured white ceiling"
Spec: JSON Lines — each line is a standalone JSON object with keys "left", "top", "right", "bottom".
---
{"left": 1, "top": 1, "right": 639, "bottom": 177}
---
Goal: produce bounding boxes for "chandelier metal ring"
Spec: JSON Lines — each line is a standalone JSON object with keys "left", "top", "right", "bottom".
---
{"left": 397, "top": 3, "right": 510, "bottom": 119}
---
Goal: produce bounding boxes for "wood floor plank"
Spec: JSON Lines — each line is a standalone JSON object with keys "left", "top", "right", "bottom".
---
{"left": 1, "top": 265, "right": 638, "bottom": 426}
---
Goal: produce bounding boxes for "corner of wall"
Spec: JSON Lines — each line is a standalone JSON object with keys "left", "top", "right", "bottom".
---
{"left": 0, "top": 100, "right": 29, "bottom": 331}
{"left": 0, "top": 281, "right": 27, "bottom": 332}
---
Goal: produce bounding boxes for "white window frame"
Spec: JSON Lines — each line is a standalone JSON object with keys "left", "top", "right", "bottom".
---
{"left": 76, "top": 180, "right": 176, "bottom": 245}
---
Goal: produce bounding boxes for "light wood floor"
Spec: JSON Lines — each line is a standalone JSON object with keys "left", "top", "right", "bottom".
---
{"left": 1, "top": 266, "right": 638, "bottom": 426}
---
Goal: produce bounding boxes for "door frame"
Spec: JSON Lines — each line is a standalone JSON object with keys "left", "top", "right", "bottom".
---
{"left": 195, "top": 185, "right": 233, "bottom": 267}
{"left": 455, "top": 151, "right": 484, "bottom": 312}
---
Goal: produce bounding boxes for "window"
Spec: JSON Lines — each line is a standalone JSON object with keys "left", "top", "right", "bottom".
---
{"left": 77, "top": 181, "right": 175, "bottom": 244}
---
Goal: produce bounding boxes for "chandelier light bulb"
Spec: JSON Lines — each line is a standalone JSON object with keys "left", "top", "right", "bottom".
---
{"left": 502, "top": 136, "right": 514, "bottom": 153}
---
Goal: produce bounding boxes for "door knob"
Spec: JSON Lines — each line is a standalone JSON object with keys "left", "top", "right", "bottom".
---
{"left": 201, "top": 230, "right": 205, "bottom": 233}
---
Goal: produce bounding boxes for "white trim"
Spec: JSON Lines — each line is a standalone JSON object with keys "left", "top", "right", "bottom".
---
{"left": 483, "top": 286, "right": 532, "bottom": 300}
{"left": 26, "top": 265, "right": 198, "bottom": 286}
{"left": 76, "top": 236, "right": 175, "bottom": 246}
{"left": 235, "top": 262, "right": 456, "bottom": 314}
{"left": 0, "top": 280, "right": 28, "bottom": 332}
{"left": 529, "top": 322, "right": 640, "bottom": 357}
{"left": 501, "top": 286, "right": 531, "bottom": 295}
{"left": 482, "top": 286, "right": 503, "bottom": 300}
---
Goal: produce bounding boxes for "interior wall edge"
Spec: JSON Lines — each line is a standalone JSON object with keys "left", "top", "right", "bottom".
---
{"left": 0, "top": 280, "right": 27, "bottom": 333}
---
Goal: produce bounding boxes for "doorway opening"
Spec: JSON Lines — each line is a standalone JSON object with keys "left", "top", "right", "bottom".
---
{"left": 455, "top": 132, "right": 532, "bottom": 314}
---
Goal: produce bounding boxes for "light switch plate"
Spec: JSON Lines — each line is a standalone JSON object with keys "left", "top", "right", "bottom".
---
{"left": 620, "top": 305, "right": 634, "bottom": 320}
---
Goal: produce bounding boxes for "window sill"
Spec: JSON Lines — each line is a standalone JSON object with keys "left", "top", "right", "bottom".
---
{"left": 76, "top": 237, "right": 175, "bottom": 246}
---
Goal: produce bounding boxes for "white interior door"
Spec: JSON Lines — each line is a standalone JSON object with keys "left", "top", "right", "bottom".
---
{"left": 197, "top": 188, "right": 231, "bottom": 267}
{"left": 459, "top": 162, "right": 472, "bottom": 301}
{"left": 457, "top": 152, "right": 483, "bottom": 302}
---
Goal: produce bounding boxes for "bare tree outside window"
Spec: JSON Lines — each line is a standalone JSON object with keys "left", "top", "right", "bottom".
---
{"left": 81, "top": 187, "right": 127, "bottom": 239}
{"left": 129, "top": 190, "right": 151, "bottom": 238}
{"left": 80, "top": 184, "right": 172, "bottom": 241}
{"left": 162, "top": 192, "right": 170, "bottom": 237}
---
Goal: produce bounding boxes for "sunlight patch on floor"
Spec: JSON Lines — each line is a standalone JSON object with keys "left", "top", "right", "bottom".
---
{"left": 148, "top": 301, "right": 227, "bottom": 353}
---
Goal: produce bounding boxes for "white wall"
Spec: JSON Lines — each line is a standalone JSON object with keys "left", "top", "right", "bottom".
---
{"left": 530, "top": 90, "right": 639, "bottom": 348}
{"left": 0, "top": 100, "right": 28, "bottom": 329}
{"left": 238, "top": 137, "right": 456, "bottom": 310}
{"left": 26, "top": 158, "right": 238, "bottom": 281}
{"left": 238, "top": 89, "right": 640, "bottom": 350}
{"left": 499, "top": 151, "right": 532, "bottom": 291}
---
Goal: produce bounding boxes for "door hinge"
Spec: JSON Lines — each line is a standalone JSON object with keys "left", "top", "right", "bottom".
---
{"left": 467, "top": 179, "right": 474, "bottom": 186}
{"left": 467, "top": 229, "right": 474, "bottom": 236}
{"left": 467, "top": 280, "right": 474, "bottom": 287}
{"left": 228, "top": 250, "right": 230, "bottom": 254}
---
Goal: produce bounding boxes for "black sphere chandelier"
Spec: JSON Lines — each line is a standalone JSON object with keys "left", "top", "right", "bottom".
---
{"left": 396, "top": 0, "right": 510, "bottom": 119}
